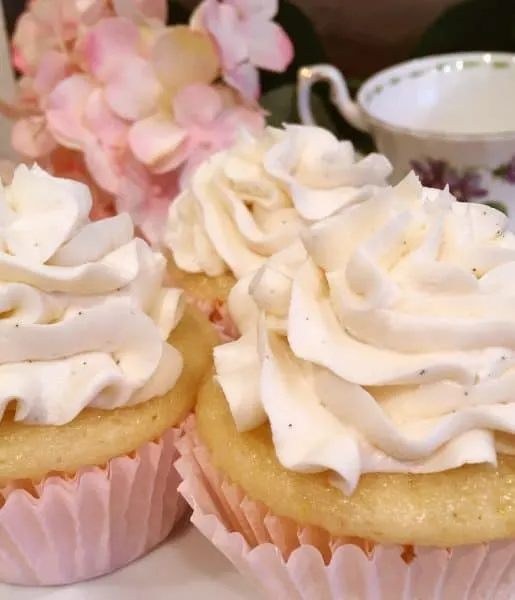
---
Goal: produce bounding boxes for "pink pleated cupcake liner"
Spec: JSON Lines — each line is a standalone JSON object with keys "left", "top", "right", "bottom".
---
{"left": 187, "top": 296, "right": 238, "bottom": 342}
{"left": 176, "top": 419, "right": 515, "bottom": 600}
{"left": 0, "top": 427, "right": 186, "bottom": 586}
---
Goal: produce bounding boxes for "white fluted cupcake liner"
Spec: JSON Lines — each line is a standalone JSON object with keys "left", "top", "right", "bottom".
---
{"left": 176, "top": 418, "right": 515, "bottom": 600}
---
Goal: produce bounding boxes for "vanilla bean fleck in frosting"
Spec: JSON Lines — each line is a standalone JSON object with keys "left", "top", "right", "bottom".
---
{"left": 215, "top": 172, "right": 515, "bottom": 494}
{"left": 165, "top": 124, "right": 392, "bottom": 279}
{"left": 0, "top": 165, "right": 184, "bottom": 425}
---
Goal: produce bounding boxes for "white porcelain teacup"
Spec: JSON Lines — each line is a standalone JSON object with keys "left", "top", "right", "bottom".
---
{"left": 298, "top": 52, "right": 515, "bottom": 223}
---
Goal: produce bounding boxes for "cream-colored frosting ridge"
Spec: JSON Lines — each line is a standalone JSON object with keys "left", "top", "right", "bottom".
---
{"left": 215, "top": 172, "right": 515, "bottom": 493}
{"left": 165, "top": 125, "right": 392, "bottom": 279}
{"left": 0, "top": 164, "right": 184, "bottom": 426}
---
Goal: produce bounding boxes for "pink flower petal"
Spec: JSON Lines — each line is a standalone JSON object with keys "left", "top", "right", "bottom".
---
{"left": 173, "top": 83, "right": 223, "bottom": 127}
{"left": 104, "top": 56, "right": 162, "bottom": 121}
{"left": 84, "top": 140, "right": 121, "bottom": 194}
{"left": 179, "top": 146, "right": 216, "bottom": 186}
{"left": 221, "top": 105, "right": 265, "bottom": 135}
{"left": 31, "top": 0, "right": 72, "bottom": 27}
{"left": 128, "top": 113, "right": 188, "bottom": 169}
{"left": 136, "top": 0, "right": 167, "bottom": 22}
{"left": 177, "top": 103, "right": 264, "bottom": 186}
{"left": 46, "top": 75, "right": 96, "bottom": 149}
{"left": 201, "top": 0, "right": 247, "bottom": 68}
{"left": 113, "top": 0, "right": 167, "bottom": 24}
{"left": 116, "top": 162, "right": 148, "bottom": 216}
{"left": 117, "top": 163, "right": 180, "bottom": 244}
{"left": 11, "top": 117, "right": 57, "bottom": 158}
{"left": 84, "top": 17, "right": 140, "bottom": 82}
{"left": 16, "top": 77, "right": 39, "bottom": 108}
{"left": 31, "top": 0, "right": 80, "bottom": 41}
{"left": 151, "top": 26, "right": 220, "bottom": 90}
{"left": 189, "top": 0, "right": 207, "bottom": 31}
{"left": 33, "top": 51, "right": 69, "bottom": 98}
{"left": 245, "top": 19, "right": 293, "bottom": 72}
{"left": 224, "top": 62, "right": 260, "bottom": 100}
{"left": 152, "top": 140, "right": 195, "bottom": 174}
{"left": 226, "top": 0, "right": 278, "bottom": 20}
{"left": 78, "top": 0, "right": 110, "bottom": 25}
{"left": 12, "top": 12, "right": 52, "bottom": 74}
{"left": 84, "top": 89, "right": 128, "bottom": 148}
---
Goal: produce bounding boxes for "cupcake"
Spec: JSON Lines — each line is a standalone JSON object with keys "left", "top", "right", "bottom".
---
{"left": 164, "top": 124, "right": 392, "bottom": 339}
{"left": 0, "top": 164, "right": 216, "bottom": 586}
{"left": 177, "top": 172, "right": 515, "bottom": 599}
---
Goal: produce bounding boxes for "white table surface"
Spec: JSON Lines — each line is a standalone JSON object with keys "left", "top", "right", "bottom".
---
{"left": 0, "top": 524, "right": 261, "bottom": 600}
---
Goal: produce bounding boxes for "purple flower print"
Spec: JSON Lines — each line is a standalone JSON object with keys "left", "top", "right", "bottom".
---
{"left": 493, "top": 155, "right": 515, "bottom": 184}
{"left": 410, "top": 158, "right": 488, "bottom": 202}
{"left": 450, "top": 172, "right": 488, "bottom": 202}
{"left": 411, "top": 159, "right": 454, "bottom": 190}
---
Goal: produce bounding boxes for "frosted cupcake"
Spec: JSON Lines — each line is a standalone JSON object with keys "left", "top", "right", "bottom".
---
{"left": 0, "top": 164, "right": 216, "bottom": 586}
{"left": 178, "top": 173, "right": 515, "bottom": 599}
{"left": 164, "top": 124, "right": 392, "bottom": 338}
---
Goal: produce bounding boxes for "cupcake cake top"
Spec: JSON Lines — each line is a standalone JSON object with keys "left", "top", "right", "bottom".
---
{"left": 0, "top": 165, "right": 184, "bottom": 425}
{"left": 215, "top": 172, "right": 515, "bottom": 494}
{"left": 164, "top": 124, "right": 392, "bottom": 279}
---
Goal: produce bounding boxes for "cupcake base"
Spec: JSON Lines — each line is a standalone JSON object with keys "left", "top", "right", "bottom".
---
{"left": 0, "top": 427, "right": 185, "bottom": 586}
{"left": 165, "top": 255, "right": 238, "bottom": 341}
{"left": 177, "top": 419, "right": 515, "bottom": 600}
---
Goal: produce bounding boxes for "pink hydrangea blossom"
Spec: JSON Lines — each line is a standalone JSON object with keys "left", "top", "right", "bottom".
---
{"left": 191, "top": 0, "right": 293, "bottom": 100}
{"left": 3, "top": 0, "right": 293, "bottom": 244}
{"left": 129, "top": 82, "right": 265, "bottom": 183}
{"left": 43, "top": 18, "right": 227, "bottom": 240}
{"left": 10, "top": 50, "right": 70, "bottom": 158}
{"left": 12, "top": 0, "right": 167, "bottom": 76}
{"left": 8, "top": 1, "right": 167, "bottom": 160}
{"left": 116, "top": 158, "right": 181, "bottom": 243}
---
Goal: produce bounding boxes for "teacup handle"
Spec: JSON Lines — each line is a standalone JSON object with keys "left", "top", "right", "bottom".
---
{"left": 297, "top": 64, "right": 369, "bottom": 132}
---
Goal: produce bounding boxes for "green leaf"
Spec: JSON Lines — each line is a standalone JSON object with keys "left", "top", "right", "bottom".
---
{"left": 259, "top": 83, "right": 375, "bottom": 155}
{"left": 260, "top": 84, "right": 337, "bottom": 133}
{"left": 167, "top": 1, "right": 191, "bottom": 25}
{"left": 260, "top": 1, "right": 327, "bottom": 94}
{"left": 485, "top": 200, "right": 508, "bottom": 215}
{"left": 493, "top": 163, "right": 510, "bottom": 179}
{"left": 260, "top": 85, "right": 295, "bottom": 127}
{"left": 412, "top": 0, "right": 515, "bottom": 57}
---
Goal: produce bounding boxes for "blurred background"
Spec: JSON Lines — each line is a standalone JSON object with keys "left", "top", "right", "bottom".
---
{"left": 2, "top": 0, "right": 515, "bottom": 156}
{"left": 2, "top": 0, "right": 463, "bottom": 80}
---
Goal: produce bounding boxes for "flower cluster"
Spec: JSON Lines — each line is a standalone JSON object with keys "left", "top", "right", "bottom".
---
{"left": 410, "top": 158, "right": 487, "bottom": 203}
{"left": 5, "top": 0, "right": 293, "bottom": 242}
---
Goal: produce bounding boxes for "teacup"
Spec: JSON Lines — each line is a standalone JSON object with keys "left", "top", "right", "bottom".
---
{"left": 297, "top": 52, "right": 515, "bottom": 223}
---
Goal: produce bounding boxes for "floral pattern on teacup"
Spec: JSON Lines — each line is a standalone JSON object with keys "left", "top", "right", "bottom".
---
{"left": 410, "top": 158, "right": 488, "bottom": 203}
{"left": 493, "top": 156, "right": 515, "bottom": 184}
{"left": 411, "top": 155, "right": 515, "bottom": 217}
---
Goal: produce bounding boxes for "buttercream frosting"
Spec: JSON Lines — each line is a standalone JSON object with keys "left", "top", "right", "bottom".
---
{"left": 165, "top": 125, "right": 392, "bottom": 279}
{"left": 0, "top": 164, "right": 184, "bottom": 426}
{"left": 215, "top": 172, "right": 515, "bottom": 493}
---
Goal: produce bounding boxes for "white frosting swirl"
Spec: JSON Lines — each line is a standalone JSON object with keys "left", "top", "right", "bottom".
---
{"left": 0, "top": 164, "right": 184, "bottom": 426}
{"left": 165, "top": 125, "right": 392, "bottom": 279}
{"left": 215, "top": 173, "right": 515, "bottom": 494}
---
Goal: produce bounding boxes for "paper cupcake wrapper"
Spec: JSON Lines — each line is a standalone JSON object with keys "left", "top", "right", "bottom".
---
{"left": 176, "top": 419, "right": 515, "bottom": 600}
{"left": 0, "top": 427, "right": 186, "bottom": 586}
